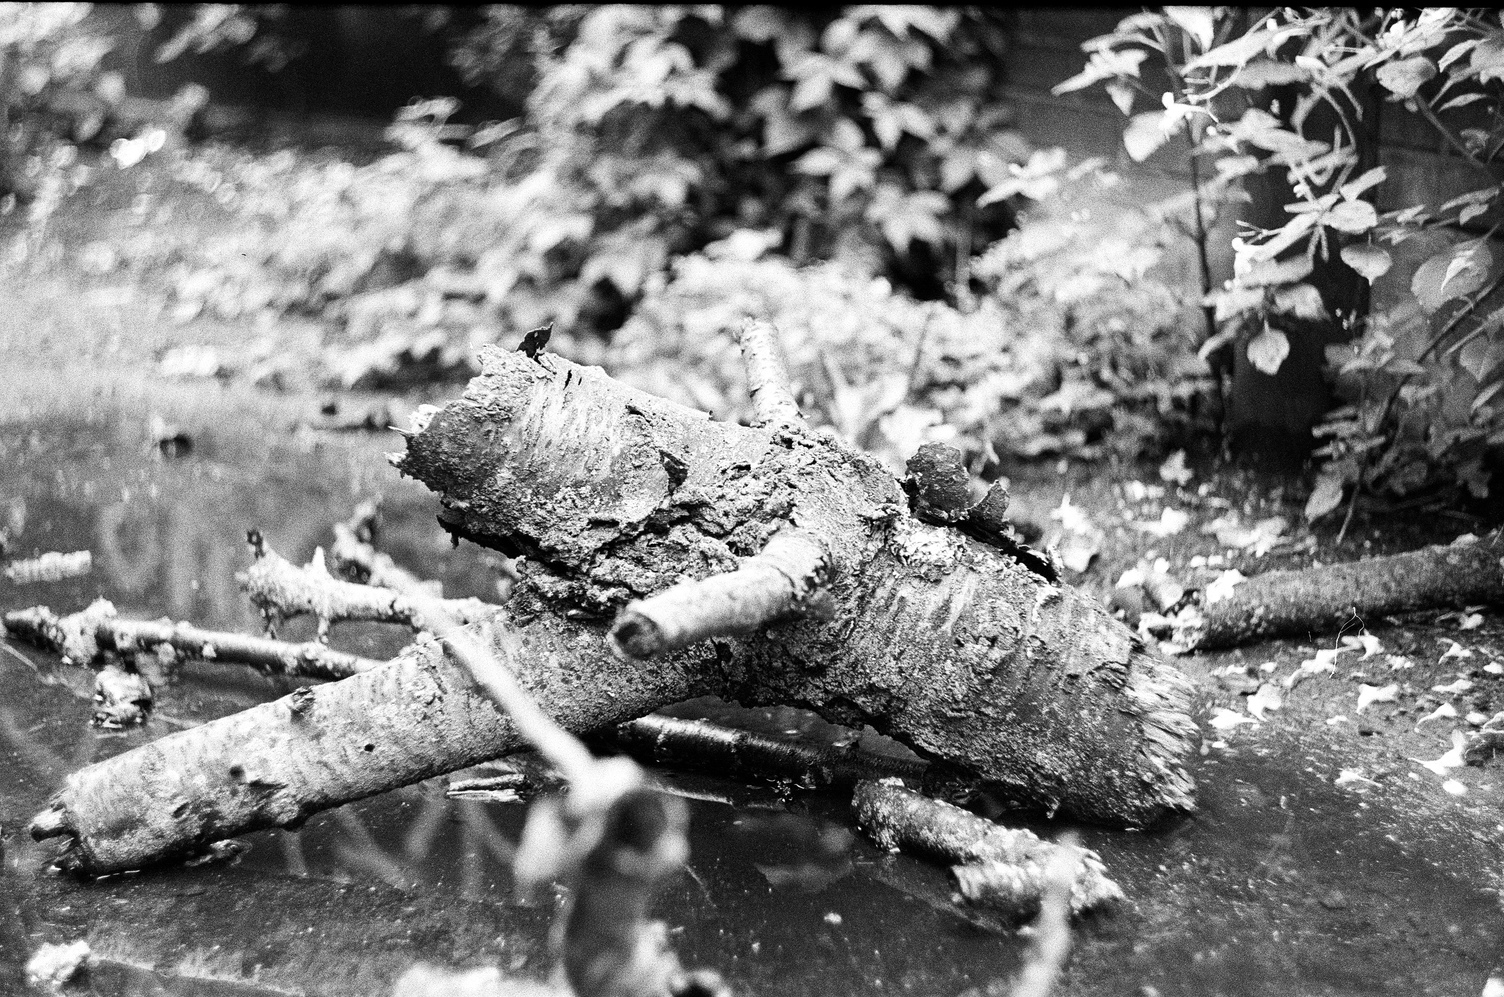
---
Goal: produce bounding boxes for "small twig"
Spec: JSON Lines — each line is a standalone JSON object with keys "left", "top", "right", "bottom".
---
{"left": 734, "top": 318, "right": 806, "bottom": 430}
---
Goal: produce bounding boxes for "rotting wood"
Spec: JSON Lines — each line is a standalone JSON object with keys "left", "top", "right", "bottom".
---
{"left": 852, "top": 779, "right": 1122, "bottom": 919}
{"left": 29, "top": 338, "right": 1197, "bottom": 876}
{"left": 1169, "top": 534, "right": 1504, "bottom": 650}
{"left": 3, "top": 599, "right": 383, "bottom": 680}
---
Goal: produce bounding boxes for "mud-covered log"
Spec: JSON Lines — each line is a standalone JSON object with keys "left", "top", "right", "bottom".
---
{"left": 401, "top": 346, "right": 1195, "bottom": 825}
{"left": 1174, "top": 536, "right": 1504, "bottom": 650}
{"left": 29, "top": 345, "right": 1196, "bottom": 874}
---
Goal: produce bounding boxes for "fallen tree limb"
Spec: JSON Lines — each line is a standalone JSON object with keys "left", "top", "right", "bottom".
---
{"left": 3, "top": 599, "right": 383, "bottom": 680}
{"left": 1170, "top": 535, "right": 1504, "bottom": 650}
{"left": 29, "top": 341, "right": 1196, "bottom": 876}
{"left": 239, "top": 533, "right": 498, "bottom": 637}
{"left": 608, "top": 714, "right": 929, "bottom": 790}
{"left": 852, "top": 779, "right": 1122, "bottom": 919}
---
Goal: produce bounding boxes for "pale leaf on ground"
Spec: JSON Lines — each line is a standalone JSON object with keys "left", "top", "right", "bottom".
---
{"left": 1335, "top": 768, "right": 1380, "bottom": 788}
{"left": 1415, "top": 703, "right": 1458, "bottom": 729}
{"left": 1209, "top": 707, "right": 1259, "bottom": 731}
{"left": 1246, "top": 683, "right": 1282, "bottom": 721}
{"left": 1131, "top": 506, "right": 1190, "bottom": 537}
{"left": 1340, "top": 633, "right": 1382, "bottom": 658}
{"left": 1411, "top": 731, "right": 1466, "bottom": 777}
{"left": 1356, "top": 683, "right": 1398, "bottom": 712}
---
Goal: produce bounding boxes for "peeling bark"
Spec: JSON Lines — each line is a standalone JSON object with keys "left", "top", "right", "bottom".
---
{"left": 28, "top": 345, "right": 1197, "bottom": 875}
{"left": 1173, "top": 536, "right": 1504, "bottom": 650}
{"left": 852, "top": 779, "right": 1121, "bottom": 919}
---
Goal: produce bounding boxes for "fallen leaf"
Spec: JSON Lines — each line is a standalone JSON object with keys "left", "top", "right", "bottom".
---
{"left": 1432, "top": 678, "right": 1475, "bottom": 695}
{"left": 1334, "top": 768, "right": 1380, "bottom": 788}
{"left": 1246, "top": 683, "right": 1283, "bottom": 721}
{"left": 1208, "top": 707, "right": 1260, "bottom": 731}
{"left": 1386, "top": 654, "right": 1413, "bottom": 670}
{"left": 1158, "top": 449, "right": 1193, "bottom": 486}
{"left": 1441, "top": 778, "right": 1467, "bottom": 796}
{"left": 1440, "top": 640, "right": 1473, "bottom": 661}
{"left": 1411, "top": 730, "right": 1466, "bottom": 777}
{"left": 1459, "top": 612, "right": 1483, "bottom": 630}
{"left": 1203, "top": 568, "right": 1247, "bottom": 605}
{"left": 1356, "top": 682, "right": 1398, "bottom": 712}
{"left": 1415, "top": 702, "right": 1459, "bottom": 730}
{"left": 1283, "top": 646, "right": 1347, "bottom": 689}
{"left": 1325, "top": 715, "right": 1349, "bottom": 725}
{"left": 1204, "top": 514, "right": 1287, "bottom": 555}
{"left": 1340, "top": 633, "right": 1382, "bottom": 659}
{"left": 1485, "top": 662, "right": 1503, "bottom": 675}
{"left": 1131, "top": 507, "right": 1190, "bottom": 537}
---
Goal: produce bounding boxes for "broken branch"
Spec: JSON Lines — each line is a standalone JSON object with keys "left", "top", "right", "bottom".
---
{"left": 609, "top": 530, "right": 830, "bottom": 659}
{"left": 735, "top": 318, "right": 805, "bottom": 430}
{"left": 3, "top": 599, "right": 382, "bottom": 680}
{"left": 1173, "top": 535, "right": 1504, "bottom": 650}
{"left": 853, "top": 779, "right": 1123, "bottom": 919}
{"left": 239, "top": 532, "right": 497, "bottom": 637}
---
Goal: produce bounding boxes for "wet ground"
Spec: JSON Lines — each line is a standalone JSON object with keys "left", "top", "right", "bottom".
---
{"left": 1, "top": 380, "right": 1501, "bottom": 997}
{"left": 3, "top": 155, "right": 1504, "bottom": 997}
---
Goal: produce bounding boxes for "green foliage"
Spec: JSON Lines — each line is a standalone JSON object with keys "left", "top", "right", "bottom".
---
{"left": 446, "top": 5, "right": 1025, "bottom": 324}
{"left": 1065, "top": 7, "right": 1504, "bottom": 506}
{"left": 0, "top": 3, "right": 118, "bottom": 211}
{"left": 608, "top": 188, "right": 1213, "bottom": 475}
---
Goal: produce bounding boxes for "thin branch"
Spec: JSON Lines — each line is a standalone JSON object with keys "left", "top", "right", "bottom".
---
{"left": 734, "top": 318, "right": 805, "bottom": 430}
{"left": 3, "top": 600, "right": 384, "bottom": 680}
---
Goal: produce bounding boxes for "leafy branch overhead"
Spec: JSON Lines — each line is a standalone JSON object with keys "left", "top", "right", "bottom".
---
{"left": 1061, "top": 7, "right": 1504, "bottom": 508}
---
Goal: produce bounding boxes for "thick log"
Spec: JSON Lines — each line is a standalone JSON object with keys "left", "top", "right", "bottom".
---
{"left": 399, "top": 347, "right": 1196, "bottom": 825}
{"left": 1173, "top": 536, "right": 1504, "bottom": 650}
{"left": 29, "top": 346, "right": 1197, "bottom": 874}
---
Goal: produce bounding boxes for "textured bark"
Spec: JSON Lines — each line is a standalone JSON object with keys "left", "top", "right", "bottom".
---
{"left": 852, "top": 779, "right": 1121, "bottom": 918}
{"left": 399, "top": 347, "right": 1196, "bottom": 826}
{"left": 1174, "top": 536, "right": 1504, "bottom": 650}
{"left": 28, "top": 345, "right": 1197, "bottom": 875}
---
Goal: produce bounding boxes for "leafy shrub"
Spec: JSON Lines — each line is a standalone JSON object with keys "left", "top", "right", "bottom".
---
{"left": 447, "top": 5, "right": 1026, "bottom": 326}
{"left": 0, "top": 3, "right": 119, "bottom": 214}
{"left": 607, "top": 187, "right": 1214, "bottom": 475}
{"left": 1059, "top": 7, "right": 1504, "bottom": 508}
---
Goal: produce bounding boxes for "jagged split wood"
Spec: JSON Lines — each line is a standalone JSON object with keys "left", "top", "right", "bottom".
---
{"left": 3, "top": 599, "right": 383, "bottom": 680}
{"left": 29, "top": 336, "right": 1196, "bottom": 877}
{"left": 1171, "top": 535, "right": 1504, "bottom": 650}
{"left": 853, "top": 779, "right": 1121, "bottom": 919}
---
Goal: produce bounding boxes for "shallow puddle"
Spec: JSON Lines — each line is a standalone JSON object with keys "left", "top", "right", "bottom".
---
{"left": 2, "top": 402, "right": 1500, "bottom": 996}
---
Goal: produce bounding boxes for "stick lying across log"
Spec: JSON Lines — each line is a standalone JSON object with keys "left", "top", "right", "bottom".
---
{"left": 30, "top": 341, "right": 1197, "bottom": 875}
{"left": 1172, "top": 535, "right": 1504, "bottom": 650}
